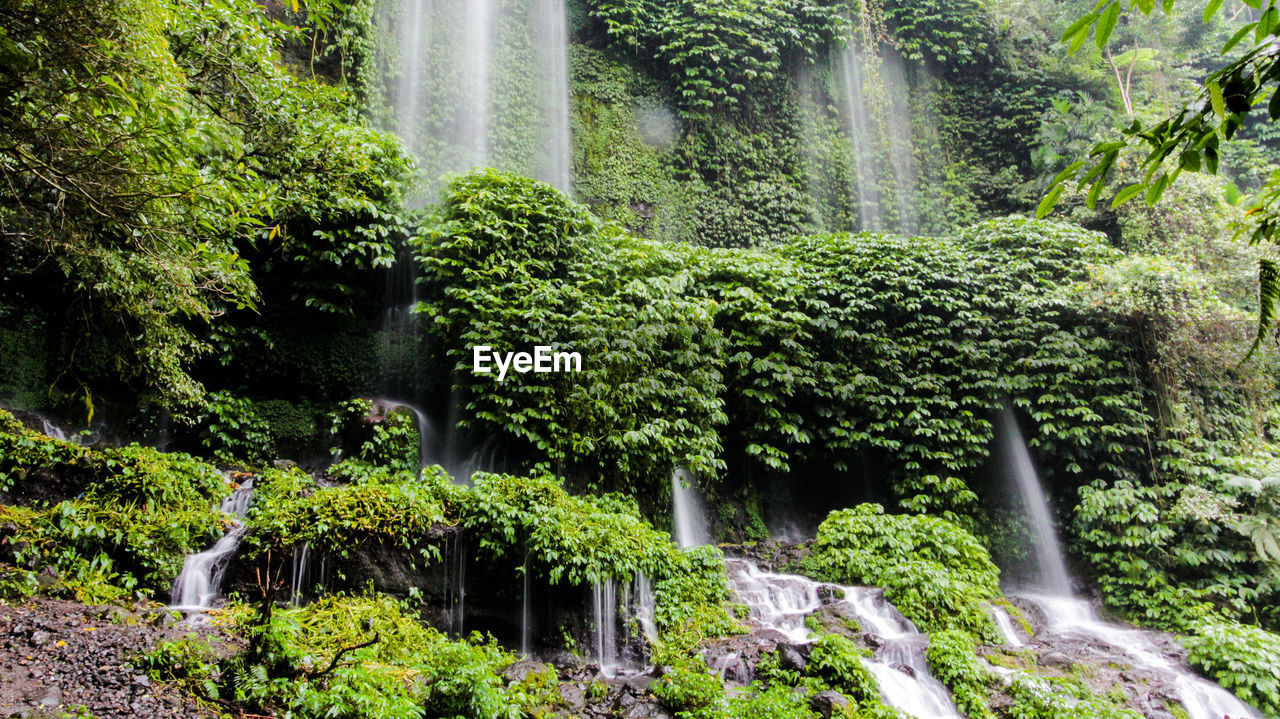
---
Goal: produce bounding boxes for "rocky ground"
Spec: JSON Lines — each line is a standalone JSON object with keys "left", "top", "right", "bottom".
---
{"left": 0, "top": 599, "right": 229, "bottom": 719}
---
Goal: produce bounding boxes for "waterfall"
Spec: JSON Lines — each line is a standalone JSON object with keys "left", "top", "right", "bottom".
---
{"left": 990, "top": 605, "right": 1025, "bottom": 647}
{"left": 633, "top": 572, "right": 657, "bottom": 643}
{"left": 1024, "top": 596, "right": 1259, "bottom": 719}
{"left": 170, "top": 478, "right": 255, "bottom": 610}
{"left": 592, "top": 578, "right": 619, "bottom": 675}
{"left": 521, "top": 548, "right": 532, "bottom": 655}
{"left": 817, "top": 16, "right": 927, "bottom": 234}
{"left": 836, "top": 45, "right": 881, "bottom": 232}
{"left": 671, "top": 468, "right": 710, "bottom": 548}
{"left": 996, "top": 407, "right": 1072, "bottom": 595}
{"left": 385, "top": 0, "right": 572, "bottom": 194}
{"left": 725, "top": 559, "right": 961, "bottom": 718}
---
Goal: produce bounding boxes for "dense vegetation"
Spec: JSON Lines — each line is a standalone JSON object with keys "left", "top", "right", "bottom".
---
{"left": 4, "top": 0, "right": 1280, "bottom": 717}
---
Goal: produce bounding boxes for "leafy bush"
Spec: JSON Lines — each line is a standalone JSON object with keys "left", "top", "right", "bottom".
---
{"left": 198, "top": 391, "right": 274, "bottom": 466}
{"left": 805, "top": 635, "right": 881, "bottom": 707}
{"left": 157, "top": 593, "right": 530, "bottom": 719}
{"left": 805, "top": 504, "right": 1002, "bottom": 639}
{"left": 1182, "top": 619, "right": 1280, "bottom": 717}
{"left": 1074, "top": 476, "right": 1277, "bottom": 631}
{"left": 926, "top": 629, "right": 996, "bottom": 719}
{"left": 0, "top": 412, "right": 230, "bottom": 600}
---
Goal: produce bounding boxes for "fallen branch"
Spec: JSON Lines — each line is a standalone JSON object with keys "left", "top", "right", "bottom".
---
{"left": 310, "top": 632, "right": 381, "bottom": 679}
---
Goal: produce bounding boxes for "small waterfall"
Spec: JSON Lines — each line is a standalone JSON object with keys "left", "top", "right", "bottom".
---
{"left": 996, "top": 407, "right": 1072, "bottom": 595}
{"left": 170, "top": 478, "right": 255, "bottom": 610}
{"left": 990, "top": 605, "right": 1024, "bottom": 647}
{"left": 671, "top": 468, "right": 710, "bottom": 548}
{"left": 374, "top": 399, "right": 437, "bottom": 473}
{"left": 1024, "top": 595, "right": 1259, "bottom": 719}
{"left": 633, "top": 572, "right": 657, "bottom": 643}
{"left": 725, "top": 558, "right": 961, "bottom": 718}
{"left": 725, "top": 559, "right": 821, "bottom": 643}
{"left": 820, "top": 14, "right": 928, "bottom": 234}
{"left": 38, "top": 417, "right": 68, "bottom": 442}
{"left": 836, "top": 45, "right": 881, "bottom": 231}
{"left": 521, "top": 549, "right": 532, "bottom": 655}
{"left": 592, "top": 578, "right": 619, "bottom": 675}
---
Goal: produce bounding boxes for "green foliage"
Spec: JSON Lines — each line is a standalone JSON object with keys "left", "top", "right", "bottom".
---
{"left": 805, "top": 504, "right": 1002, "bottom": 639}
{"left": 199, "top": 391, "right": 274, "bottom": 466}
{"left": 1074, "top": 473, "right": 1278, "bottom": 631}
{"left": 418, "top": 172, "right": 1188, "bottom": 519}
{"left": 166, "top": 593, "right": 532, "bottom": 719}
{"left": 926, "top": 629, "right": 996, "bottom": 719}
{"left": 1041, "top": 0, "right": 1280, "bottom": 348}
{"left": 1003, "top": 672, "right": 1144, "bottom": 719}
{"left": 0, "top": 411, "right": 229, "bottom": 600}
{"left": 805, "top": 635, "right": 880, "bottom": 706}
{"left": 589, "top": 0, "right": 852, "bottom": 119}
{"left": 244, "top": 465, "right": 451, "bottom": 562}
{"left": 652, "top": 660, "right": 726, "bottom": 716}
{"left": 0, "top": 0, "right": 410, "bottom": 406}
{"left": 1182, "top": 618, "right": 1280, "bottom": 717}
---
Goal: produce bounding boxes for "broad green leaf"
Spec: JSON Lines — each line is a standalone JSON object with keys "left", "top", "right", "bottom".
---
{"left": 1112, "top": 183, "right": 1146, "bottom": 207}
{"left": 1096, "top": 4, "right": 1121, "bottom": 48}
{"left": 1036, "top": 184, "right": 1065, "bottom": 219}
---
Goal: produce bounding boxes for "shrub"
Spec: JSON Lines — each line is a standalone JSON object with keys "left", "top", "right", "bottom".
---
{"left": 1182, "top": 619, "right": 1280, "bottom": 717}
{"left": 804, "top": 504, "right": 1002, "bottom": 639}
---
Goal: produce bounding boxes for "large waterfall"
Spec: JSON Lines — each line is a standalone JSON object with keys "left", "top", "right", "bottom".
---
{"left": 384, "top": 0, "right": 572, "bottom": 196}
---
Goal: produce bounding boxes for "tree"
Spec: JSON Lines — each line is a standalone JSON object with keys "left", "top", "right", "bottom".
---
{"left": 1038, "top": 0, "right": 1280, "bottom": 349}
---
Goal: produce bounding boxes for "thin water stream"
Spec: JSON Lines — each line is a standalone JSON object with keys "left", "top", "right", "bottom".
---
{"left": 170, "top": 478, "right": 254, "bottom": 610}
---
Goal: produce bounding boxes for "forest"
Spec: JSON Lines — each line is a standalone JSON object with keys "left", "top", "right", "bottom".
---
{"left": 1, "top": 0, "right": 1280, "bottom": 717}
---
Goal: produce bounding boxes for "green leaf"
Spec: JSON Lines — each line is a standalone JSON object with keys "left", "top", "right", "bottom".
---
{"left": 1112, "top": 183, "right": 1146, "bottom": 208}
{"left": 1060, "top": 12, "right": 1098, "bottom": 42}
{"left": 1145, "top": 173, "right": 1169, "bottom": 205}
{"left": 1096, "top": 4, "right": 1121, "bottom": 48}
{"left": 1036, "top": 184, "right": 1065, "bottom": 219}
{"left": 1204, "top": 0, "right": 1225, "bottom": 22}
{"left": 1209, "top": 81, "right": 1227, "bottom": 120}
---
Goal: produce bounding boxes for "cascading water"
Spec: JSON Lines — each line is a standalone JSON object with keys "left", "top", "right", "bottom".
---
{"left": 632, "top": 572, "right": 657, "bottom": 643}
{"left": 170, "top": 478, "right": 254, "bottom": 610}
{"left": 671, "top": 468, "right": 710, "bottom": 548}
{"left": 725, "top": 559, "right": 961, "bottom": 718}
{"left": 998, "top": 407, "right": 1258, "bottom": 718}
{"left": 1024, "top": 595, "right": 1259, "bottom": 719}
{"left": 804, "top": 10, "right": 930, "bottom": 234}
{"left": 384, "top": 0, "right": 572, "bottom": 193}
{"left": 592, "top": 578, "right": 619, "bottom": 675}
{"left": 996, "top": 406, "right": 1072, "bottom": 595}
{"left": 989, "top": 605, "right": 1024, "bottom": 647}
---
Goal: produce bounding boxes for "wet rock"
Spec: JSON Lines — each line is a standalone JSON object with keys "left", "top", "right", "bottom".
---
{"left": 1037, "top": 651, "right": 1073, "bottom": 669}
{"left": 502, "top": 658, "right": 548, "bottom": 684}
{"left": 816, "top": 585, "right": 845, "bottom": 604}
{"left": 778, "top": 643, "right": 809, "bottom": 672}
{"left": 810, "top": 690, "right": 850, "bottom": 717}
{"left": 620, "top": 704, "right": 672, "bottom": 719}
{"left": 559, "top": 683, "right": 586, "bottom": 709}
{"left": 272, "top": 459, "right": 297, "bottom": 469}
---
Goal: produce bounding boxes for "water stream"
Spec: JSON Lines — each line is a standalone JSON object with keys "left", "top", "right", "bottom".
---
{"left": 170, "top": 478, "right": 255, "bottom": 610}
{"left": 725, "top": 558, "right": 961, "bottom": 718}
{"left": 998, "top": 407, "right": 1259, "bottom": 718}
{"left": 671, "top": 468, "right": 710, "bottom": 548}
